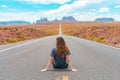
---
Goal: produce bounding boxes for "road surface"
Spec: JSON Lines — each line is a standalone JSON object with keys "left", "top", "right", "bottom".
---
{"left": 0, "top": 24, "right": 120, "bottom": 80}
{"left": 0, "top": 35, "right": 120, "bottom": 80}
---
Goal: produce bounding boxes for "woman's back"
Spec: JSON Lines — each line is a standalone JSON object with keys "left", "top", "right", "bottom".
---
{"left": 41, "top": 37, "right": 77, "bottom": 72}
{"left": 51, "top": 48, "right": 70, "bottom": 68}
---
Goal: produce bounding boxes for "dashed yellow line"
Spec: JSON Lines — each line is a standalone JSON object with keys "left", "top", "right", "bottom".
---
{"left": 62, "top": 76, "right": 68, "bottom": 80}
{"left": 55, "top": 76, "right": 68, "bottom": 80}
{"left": 55, "top": 77, "right": 60, "bottom": 80}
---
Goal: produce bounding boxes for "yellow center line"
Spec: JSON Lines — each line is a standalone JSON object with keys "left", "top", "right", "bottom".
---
{"left": 62, "top": 76, "right": 68, "bottom": 80}
{"left": 55, "top": 76, "right": 68, "bottom": 80}
{"left": 55, "top": 77, "right": 60, "bottom": 80}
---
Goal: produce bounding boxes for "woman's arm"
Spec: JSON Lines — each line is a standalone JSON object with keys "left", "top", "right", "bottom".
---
{"left": 66, "top": 55, "right": 77, "bottom": 72}
{"left": 41, "top": 57, "right": 54, "bottom": 72}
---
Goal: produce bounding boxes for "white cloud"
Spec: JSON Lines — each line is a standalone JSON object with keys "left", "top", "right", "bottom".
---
{"left": 0, "top": 0, "right": 103, "bottom": 22}
{"left": 73, "top": 13, "right": 96, "bottom": 21}
{"left": 1, "top": 5, "right": 7, "bottom": 8}
{"left": 1, "top": 11, "right": 120, "bottom": 22}
{"left": 0, "top": 12, "right": 38, "bottom": 23}
{"left": 41, "top": 0, "right": 103, "bottom": 18}
{"left": 3, "top": 0, "right": 120, "bottom": 22}
{"left": 77, "top": 0, "right": 102, "bottom": 3}
{"left": 89, "top": 9, "right": 96, "bottom": 12}
{"left": 16, "top": 0, "right": 103, "bottom": 5}
{"left": 115, "top": 5, "right": 120, "bottom": 8}
{"left": 99, "top": 8, "right": 110, "bottom": 12}
{"left": 16, "top": 0, "right": 71, "bottom": 4}
{"left": 35, "top": 0, "right": 92, "bottom": 20}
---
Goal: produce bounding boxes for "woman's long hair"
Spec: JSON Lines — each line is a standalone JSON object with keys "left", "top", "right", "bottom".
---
{"left": 56, "top": 37, "right": 68, "bottom": 58}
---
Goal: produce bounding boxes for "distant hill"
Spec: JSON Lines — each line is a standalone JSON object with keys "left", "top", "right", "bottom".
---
{"left": 61, "top": 16, "right": 76, "bottom": 22}
{"left": 0, "top": 21, "right": 30, "bottom": 25}
{"left": 36, "top": 18, "right": 49, "bottom": 23}
{"left": 36, "top": 16, "right": 77, "bottom": 23}
{"left": 95, "top": 18, "right": 115, "bottom": 22}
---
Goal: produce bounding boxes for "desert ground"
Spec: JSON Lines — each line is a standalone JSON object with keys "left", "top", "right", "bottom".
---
{"left": 0, "top": 22, "right": 120, "bottom": 48}
{"left": 0, "top": 23, "right": 59, "bottom": 45}
{"left": 62, "top": 22, "right": 120, "bottom": 48}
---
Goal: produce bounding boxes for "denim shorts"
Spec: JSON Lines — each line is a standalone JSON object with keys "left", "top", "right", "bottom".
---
{"left": 52, "top": 62, "right": 68, "bottom": 69}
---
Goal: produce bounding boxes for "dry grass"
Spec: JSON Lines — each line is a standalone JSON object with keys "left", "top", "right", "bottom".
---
{"left": 0, "top": 22, "right": 59, "bottom": 45}
{"left": 62, "top": 22, "right": 120, "bottom": 47}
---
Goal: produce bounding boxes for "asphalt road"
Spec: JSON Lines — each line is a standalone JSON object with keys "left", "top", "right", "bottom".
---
{"left": 0, "top": 35, "right": 120, "bottom": 80}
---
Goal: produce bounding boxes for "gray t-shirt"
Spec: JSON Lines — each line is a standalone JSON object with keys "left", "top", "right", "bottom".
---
{"left": 51, "top": 48, "right": 71, "bottom": 68}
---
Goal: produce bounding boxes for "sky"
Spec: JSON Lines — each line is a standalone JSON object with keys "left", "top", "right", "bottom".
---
{"left": 0, "top": 0, "right": 120, "bottom": 22}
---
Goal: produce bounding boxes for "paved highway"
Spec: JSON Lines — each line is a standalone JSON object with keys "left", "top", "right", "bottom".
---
{"left": 0, "top": 24, "right": 120, "bottom": 80}
{"left": 0, "top": 35, "right": 120, "bottom": 80}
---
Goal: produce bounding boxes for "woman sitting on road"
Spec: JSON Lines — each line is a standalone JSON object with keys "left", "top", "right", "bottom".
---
{"left": 41, "top": 37, "right": 77, "bottom": 72}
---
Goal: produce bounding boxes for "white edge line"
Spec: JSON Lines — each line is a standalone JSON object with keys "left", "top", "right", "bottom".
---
{"left": 0, "top": 36, "right": 55, "bottom": 53}
{"left": 0, "top": 23, "right": 62, "bottom": 53}
{"left": 67, "top": 36, "right": 120, "bottom": 51}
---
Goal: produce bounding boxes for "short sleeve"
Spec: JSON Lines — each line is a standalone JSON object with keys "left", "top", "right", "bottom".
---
{"left": 50, "top": 48, "right": 55, "bottom": 57}
{"left": 66, "top": 50, "right": 71, "bottom": 55}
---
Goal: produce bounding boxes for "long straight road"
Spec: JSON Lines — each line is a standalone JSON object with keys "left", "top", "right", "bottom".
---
{"left": 0, "top": 35, "right": 120, "bottom": 80}
{"left": 0, "top": 23, "right": 120, "bottom": 80}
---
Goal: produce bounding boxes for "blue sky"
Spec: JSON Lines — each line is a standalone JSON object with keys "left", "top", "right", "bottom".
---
{"left": 0, "top": 0, "right": 120, "bottom": 22}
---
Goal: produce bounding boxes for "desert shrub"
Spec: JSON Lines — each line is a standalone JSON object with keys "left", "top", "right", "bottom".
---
{"left": 16, "top": 32, "right": 21, "bottom": 35}
{"left": 15, "top": 28, "right": 18, "bottom": 31}
{"left": 6, "top": 38, "right": 17, "bottom": 43}
{"left": 0, "top": 42, "right": 2, "bottom": 45}
{"left": 86, "top": 37, "right": 94, "bottom": 41}
{"left": 49, "top": 33, "right": 56, "bottom": 36}
{"left": 85, "top": 37, "right": 106, "bottom": 44}
{"left": 17, "top": 36, "right": 26, "bottom": 41}
{"left": 3, "top": 28, "right": 8, "bottom": 30}
{"left": 70, "top": 30, "right": 73, "bottom": 33}
{"left": 36, "top": 35, "right": 41, "bottom": 38}
{"left": 94, "top": 38, "right": 106, "bottom": 44}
